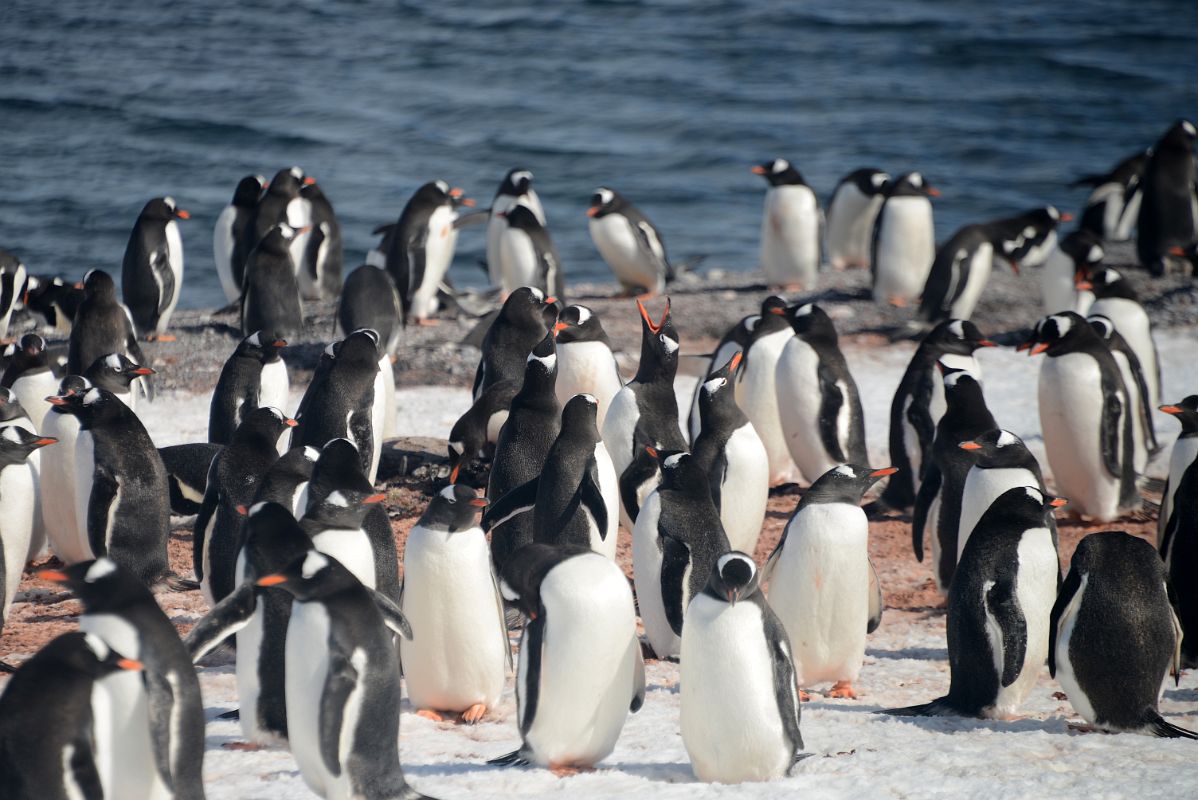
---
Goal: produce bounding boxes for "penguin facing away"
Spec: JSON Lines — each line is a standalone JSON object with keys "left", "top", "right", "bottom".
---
{"left": 825, "top": 167, "right": 889, "bottom": 270}
{"left": 338, "top": 264, "right": 403, "bottom": 357}
{"left": 487, "top": 168, "right": 546, "bottom": 288}
{"left": 871, "top": 171, "right": 939, "bottom": 306}
{"left": 1136, "top": 119, "right": 1198, "bottom": 276}
{"left": 1158, "top": 397, "right": 1198, "bottom": 548}
{"left": 66, "top": 269, "right": 148, "bottom": 379}
{"left": 213, "top": 174, "right": 265, "bottom": 303}
{"left": 121, "top": 196, "right": 189, "bottom": 340}
{"left": 734, "top": 295, "right": 800, "bottom": 486}
{"left": 753, "top": 158, "right": 820, "bottom": 290}
{"left": 472, "top": 286, "right": 554, "bottom": 402}
{"left": 252, "top": 444, "right": 320, "bottom": 518}
{"left": 587, "top": 187, "right": 674, "bottom": 296}
{"left": 241, "top": 223, "right": 305, "bottom": 340}
{"left": 553, "top": 304, "right": 623, "bottom": 431}
{"left": 297, "top": 179, "right": 344, "bottom": 301}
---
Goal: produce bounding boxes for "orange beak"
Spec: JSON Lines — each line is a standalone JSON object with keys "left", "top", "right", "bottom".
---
{"left": 729, "top": 351, "right": 743, "bottom": 373}
{"left": 1049, "top": 497, "right": 1069, "bottom": 508}
{"left": 1030, "top": 342, "right": 1050, "bottom": 356}
{"left": 869, "top": 467, "right": 899, "bottom": 478}
{"left": 645, "top": 446, "right": 658, "bottom": 458}
{"left": 553, "top": 321, "right": 569, "bottom": 334}
{"left": 769, "top": 306, "right": 786, "bottom": 315}
{"left": 235, "top": 505, "right": 248, "bottom": 517}
{"left": 46, "top": 395, "right": 69, "bottom": 406}
{"left": 364, "top": 493, "right": 387, "bottom": 505}
{"left": 33, "top": 437, "right": 57, "bottom": 447}
{"left": 977, "top": 339, "right": 996, "bottom": 348}
{"left": 958, "top": 441, "right": 983, "bottom": 451}
{"left": 449, "top": 463, "right": 461, "bottom": 484}
{"left": 1016, "top": 341, "right": 1032, "bottom": 352}
{"left": 459, "top": 197, "right": 476, "bottom": 207}
{"left": 468, "top": 497, "right": 488, "bottom": 508}
{"left": 447, "top": 187, "right": 463, "bottom": 198}
{"left": 586, "top": 206, "right": 599, "bottom": 218}
{"left": 1008, "top": 260, "right": 1020, "bottom": 276}
{"left": 1059, "top": 212, "right": 1074, "bottom": 222}
{"left": 256, "top": 574, "right": 288, "bottom": 587}
{"left": 1169, "top": 245, "right": 1188, "bottom": 257}
{"left": 284, "top": 418, "right": 298, "bottom": 428}
{"left": 132, "top": 367, "right": 155, "bottom": 376}
{"left": 175, "top": 209, "right": 191, "bottom": 220}
{"left": 926, "top": 187, "right": 941, "bottom": 197}
{"left": 302, "top": 176, "right": 316, "bottom": 186}
{"left": 544, "top": 296, "right": 557, "bottom": 306}
{"left": 74, "top": 281, "right": 84, "bottom": 290}
{"left": 1160, "top": 405, "right": 1183, "bottom": 415}
{"left": 272, "top": 339, "right": 287, "bottom": 348}
{"left": 751, "top": 165, "right": 767, "bottom": 175}
{"left": 37, "top": 569, "right": 69, "bottom": 583}
{"left": 1075, "top": 278, "right": 1093, "bottom": 290}
{"left": 297, "top": 225, "right": 313, "bottom": 235}
{"left": 118, "top": 658, "right": 144, "bottom": 671}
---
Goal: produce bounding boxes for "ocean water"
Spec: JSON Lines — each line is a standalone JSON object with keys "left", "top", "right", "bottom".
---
{"left": 2, "top": 0, "right": 1195, "bottom": 309}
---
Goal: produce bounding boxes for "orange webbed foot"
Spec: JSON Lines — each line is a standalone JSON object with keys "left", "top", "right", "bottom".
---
{"left": 415, "top": 709, "right": 445, "bottom": 722}
{"left": 828, "top": 681, "right": 858, "bottom": 699}
{"left": 461, "top": 704, "right": 487, "bottom": 725}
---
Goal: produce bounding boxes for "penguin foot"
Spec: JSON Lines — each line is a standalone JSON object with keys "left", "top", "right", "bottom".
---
{"left": 777, "top": 283, "right": 806, "bottom": 293}
{"left": 828, "top": 681, "right": 858, "bottom": 699}
{"left": 799, "top": 689, "right": 812, "bottom": 702}
{"left": 414, "top": 318, "right": 441, "bottom": 327}
{"left": 549, "top": 764, "right": 592, "bottom": 777}
{"left": 147, "top": 334, "right": 178, "bottom": 342}
{"left": 461, "top": 704, "right": 488, "bottom": 724}
{"left": 887, "top": 296, "right": 909, "bottom": 308}
{"left": 221, "top": 741, "right": 266, "bottom": 751}
{"left": 415, "top": 709, "right": 446, "bottom": 722}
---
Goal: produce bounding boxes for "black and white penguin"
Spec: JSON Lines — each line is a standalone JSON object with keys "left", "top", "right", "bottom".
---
{"left": 383, "top": 180, "right": 468, "bottom": 325}
{"left": 401, "top": 483, "right": 509, "bottom": 722}
{"left": 236, "top": 166, "right": 308, "bottom": 282}
{"left": 487, "top": 168, "right": 546, "bottom": 287}
{"left": 1088, "top": 314, "right": 1159, "bottom": 473}
{"left": 38, "top": 559, "right": 207, "bottom": 799}
{"left": 241, "top": 222, "right": 305, "bottom": 340}
{"left": 871, "top": 171, "right": 938, "bottom": 306}
{"left": 917, "top": 222, "right": 1024, "bottom": 324}
{"left": 587, "top": 187, "right": 674, "bottom": 296}
{"left": 1160, "top": 458, "right": 1198, "bottom": 667}
{"left": 213, "top": 174, "right": 265, "bottom": 303}
{"left": 826, "top": 168, "right": 889, "bottom": 270}
{"left": 1136, "top": 119, "right": 1198, "bottom": 276}
{"left": 680, "top": 552, "right": 804, "bottom": 782}
{"left": 1040, "top": 229, "right": 1104, "bottom": 315}
{"left": 912, "top": 365, "right": 998, "bottom": 592}
{"left": 957, "top": 429, "right": 1055, "bottom": 561}
{"left": 208, "top": 330, "right": 290, "bottom": 447}
{"left": 691, "top": 351, "right": 769, "bottom": 555}
{"left": 158, "top": 441, "right": 222, "bottom": 517}
{"left": 0, "top": 427, "right": 56, "bottom": 626}
{"left": 254, "top": 551, "right": 429, "bottom": 800}
{"left": 1074, "top": 151, "right": 1147, "bottom": 241}
{"left": 492, "top": 204, "right": 566, "bottom": 299}
{"left": 1158, "top": 397, "right": 1198, "bottom": 547}
{"left": 631, "top": 449, "right": 730, "bottom": 659}
{"left": 446, "top": 379, "right": 519, "bottom": 476}
{"left": 41, "top": 377, "right": 90, "bottom": 562}
{"left": 686, "top": 310, "right": 756, "bottom": 443}
{"left": 82, "top": 352, "right": 154, "bottom": 416}
{"left": 1050, "top": 531, "right": 1197, "bottom": 737}
{"left": 0, "top": 250, "right": 27, "bottom": 342}
{"left": 484, "top": 393, "right": 619, "bottom": 559}
{"left": 486, "top": 333, "right": 561, "bottom": 570}
{"left": 889, "top": 487, "right": 1062, "bottom": 719}
{"left": 1029, "top": 312, "right": 1138, "bottom": 521}
{"left": 880, "top": 319, "right": 994, "bottom": 510}
{"left": 603, "top": 299, "right": 687, "bottom": 529}
{"left": 490, "top": 543, "right": 644, "bottom": 770}
{"left": 734, "top": 296, "right": 800, "bottom": 485}
{"left": 991, "top": 206, "right": 1069, "bottom": 271}
{"left": 1079, "top": 267, "right": 1160, "bottom": 409}
{"left": 472, "top": 286, "right": 553, "bottom": 401}
{"left": 775, "top": 302, "right": 868, "bottom": 484}
{"left": 296, "top": 179, "right": 343, "bottom": 300}
{"left": 753, "top": 158, "right": 820, "bottom": 289}
{"left": 252, "top": 444, "right": 320, "bottom": 517}
{"left": 338, "top": 264, "right": 403, "bottom": 358}
{"left": 553, "top": 304, "right": 623, "bottom": 430}
{"left": 66, "top": 269, "right": 147, "bottom": 378}
{"left": 121, "top": 196, "right": 189, "bottom": 340}
{"left": 767, "top": 464, "right": 891, "bottom": 697}
{"left": 194, "top": 406, "right": 293, "bottom": 606}
{"left": 2, "top": 333, "right": 61, "bottom": 431}
{"left": 25, "top": 274, "right": 84, "bottom": 334}
{"left": 0, "top": 631, "right": 144, "bottom": 799}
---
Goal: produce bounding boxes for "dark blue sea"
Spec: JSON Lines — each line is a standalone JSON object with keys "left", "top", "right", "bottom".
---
{"left": 3, "top": 0, "right": 1196, "bottom": 308}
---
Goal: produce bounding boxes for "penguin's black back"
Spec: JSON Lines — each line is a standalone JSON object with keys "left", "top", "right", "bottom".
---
{"left": 67, "top": 271, "right": 141, "bottom": 376}
{"left": 242, "top": 229, "right": 303, "bottom": 340}
{"left": 337, "top": 265, "right": 401, "bottom": 354}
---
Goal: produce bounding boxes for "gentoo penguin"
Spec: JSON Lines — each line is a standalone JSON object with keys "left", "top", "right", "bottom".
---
{"left": 631, "top": 450, "right": 730, "bottom": 659}
{"left": 82, "top": 352, "right": 154, "bottom": 416}
{"left": 826, "top": 168, "right": 889, "bottom": 270}
{"left": 492, "top": 205, "right": 566, "bottom": 299}
{"left": 486, "top": 334, "right": 561, "bottom": 571}
{"left": 0, "top": 250, "right": 27, "bottom": 341}
{"left": 734, "top": 296, "right": 800, "bottom": 485}
{"left": 490, "top": 543, "right": 644, "bottom": 770}
{"left": 65, "top": 269, "right": 147, "bottom": 378}
{"left": 766, "top": 464, "right": 892, "bottom": 697}
{"left": 384, "top": 180, "right": 468, "bottom": 325}
{"left": 691, "top": 352, "right": 769, "bottom": 555}
{"left": 880, "top": 319, "right": 993, "bottom": 510}
{"left": 680, "top": 552, "right": 804, "bottom": 783}
{"left": 1158, "top": 397, "right": 1198, "bottom": 547}
{"left": 1040, "top": 229, "right": 1104, "bottom": 315}
{"left": 752, "top": 158, "right": 820, "bottom": 289}
{"left": 992, "top": 206, "right": 1070, "bottom": 271}
{"left": 213, "top": 174, "right": 265, "bottom": 303}
{"left": 39, "top": 559, "right": 207, "bottom": 800}
{"left": 50, "top": 387, "right": 172, "bottom": 586}
{"left": 0, "top": 400, "right": 48, "bottom": 564}
{"left": 25, "top": 274, "right": 84, "bottom": 334}
{"left": 603, "top": 299, "right": 687, "bottom": 529}
{"left": 553, "top": 304, "right": 623, "bottom": 430}
{"left": 1136, "top": 119, "right": 1198, "bottom": 275}
{"left": 1050, "top": 531, "right": 1197, "bottom": 737}
{"left": 1080, "top": 267, "right": 1161, "bottom": 408}
{"left": 252, "top": 444, "right": 320, "bottom": 518}
{"left": 401, "top": 483, "right": 509, "bottom": 722}
{"left": 887, "top": 487, "right": 1061, "bottom": 719}
{"left": 1088, "top": 314, "right": 1159, "bottom": 473}
{"left": 158, "top": 442, "right": 222, "bottom": 517}
{"left": 241, "top": 222, "right": 305, "bottom": 340}
{"left": 0, "top": 427, "right": 56, "bottom": 625}
{"left": 957, "top": 429, "right": 1055, "bottom": 561}
{"left": 120, "top": 196, "right": 188, "bottom": 340}
{"left": 1160, "top": 459, "right": 1198, "bottom": 666}
{"left": 2, "top": 333, "right": 60, "bottom": 430}
{"left": 484, "top": 393, "right": 619, "bottom": 560}
{"left": 1074, "top": 151, "right": 1147, "bottom": 241}
{"left": 208, "top": 331, "right": 289, "bottom": 447}
{"left": 254, "top": 551, "right": 429, "bottom": 800}
{"left": 296, "top": 179, "right": 343, "bottom": 300}
{"left": 291, "top": 329, "right": 383, "bottom": 481}
{"left": 686, "top": 310, "right": 756, "bottom": 442}
{"left": 487, "top": 168, "right": 545, "bottom": 282}
{"left": 587, "top": 187, "right": 674, "bottom": 296}
{"left": 871, "top": 171, "right": 938, "bottom": 306}
{"left": 0, "top": 632, "right": 144, "bottom": 799}
{"left": 775, "top": 302, "right": 867, "bottom": 484}
{"left": 1029, "top": 312, "right": 1138, "bottom": 520}
{"left": 338, "top": 264, "right": 403, "bottom": 358}
{"left": 472, "top": 286, "right": 553, "bottom": 401}
{"left": 236, "top": 166, "right": 307, "bottom": 282}
{"left": 912, "top": 366, "right": 998, "bottom": 592}
{"left": 41, "top": 377, "right": 90, "bottom": 562}
{"left": 917, "top": 222, "right": 1024, "bottom": 324}
{"left": 193, "top": 406, "right": 293, "bottom": 606}
{"left": 446, "top": 379, "right": 519, "bottom": 475}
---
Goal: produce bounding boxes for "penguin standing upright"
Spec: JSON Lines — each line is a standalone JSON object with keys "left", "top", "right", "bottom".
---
{"left": 687, "top": 311, "right": 756, "bottom": 442}
{"left": 766, "top": 464, "right": 891, "bottom": 698}
{"left": 213, "top": 174, "right": 265, "bottom": 303}
{"left": 680, "top": 553, "right": 804, "bottom": 783}
{"left": 241, "top": 223, "right": 305, "bottom": 340}
{"left": 957, "top": 429, "right": 1055, "bottom": 560}
{"left": 490, "top": 543, "right": 644, "bottom": 770}
{"left": 871, "top": 172, "right": 939, "bottom": 306}
{"left": 734, "top": 296, "right": 800, "bottom": 485}
{"left": 826, "top": 168, "right": 889, "bottom": 270}
{"left": 1160, "top": 459, "right": 1198, "bottom": 667}
{"left": 753, "top": 158, "right": 820, "bottom": 289}
{"left": 0, "top": 250, "right": 28, "bottom": 341}
{"left": 208, "top": 331, "right": 290, "bottom": 447}
{"left": 775, "top": 303, "right": 867, "bottom": 484}
{"left": 1039, "top": 229, "right": 1104, "bottom": 315}
{"left": 1158, "top": 397, "right": 1198, "bottom": 547}
{"left": 384, "top": 180, "right": 469, "bottom": 324}
{"left": 39, "top": 559, "right": 207, "bottom": 800}
{"left": 0, "top": 427, "right": 56, "bottom": 626}
{"left": 236, "top": 166, "right": 307, "bottom": 281}
{"left": 472, "top": 286, "right": 553, "bottom": 401}
{"left": 880, "top": 319, "right": 993, "bottom": 510}
{"left": 1080, "top": 267, "right": 1161, "bottom": 408}
{"left": 41, "top": 377, "right": 89, "bottom": 564}
{"left": 587, "top": 187, "right": 674, "bottom": 296}
{"left": 1050, "top": 531, "right": 1197, "bottom": 738}
{"left": 1136, "top": 119, "right": 1198, "bottom": 276}
{"left": 553, "top": 304, "right": 623, "bottom": 430}
{"left": 2, "top": 333, "right": 61, "bottom": 431}
{"left": 338, "top": 264, "right": 403, "bottom": 358}
{"left": 888, "top": 487, "right": 1061, "bottom": 719}
{"left": 487, "top": 168, "right": 545, "bottom": 287}
{"left": 121, "top": 196, "right": 189, "bottom": 340}
{"left": 1088, "top": 315, "right": 1159, "bottom": 473}
{"left": 1074, "top": 151, "right": 1146, "bottom": 241}
{"left": 493, "top": 205, "right": 566, "bottom": 299}
{"left": 66, "top": 269, "right": 147, "bottom": 378}
{"left": 296, "top": 179, "right": 343, "bottom": 300}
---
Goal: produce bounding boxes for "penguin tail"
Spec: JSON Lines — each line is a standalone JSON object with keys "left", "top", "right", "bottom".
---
{"left": 487, "top": 749, "right": 532, "bottom": 767}
{"left": 0, "top": 660, "right": 16, "bottom": 674}
{"left": 882, "top": 697, "right": 962, "bottom": 717}
{"left": 1144, "top": 711, "right": 1198, "bottom": 739}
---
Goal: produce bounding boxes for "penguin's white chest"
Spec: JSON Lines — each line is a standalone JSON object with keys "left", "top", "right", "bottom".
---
{"left": 13, "top": 370, "right": 60, "bottom": 431}
{"left": 73, "top": 431, "right": 100, "bottom": 561}
{"left": 600, "top": 385, "right": 640, "bottom": 480}
{"left": 590, "top": 215, "right": 657, "bottom": 289}
{"left": 311, "top": 528, "right": 377, "bottom": 589}
{"left": 1039, "top": 248, "right": 1081, "bottom": 314}
{"left": 775, "top": 337, "right": 832, "bottom": 482}
{"left": 761, "top": 185, "right": 819, "bottom": 286}
{"left": 496, "top": 227, "right": 539, "bottom": 294}
{"left": 213, "top": 205, "right": 240, "bottom": 302}
{"left": 717, "top": 422, "right": 770, "bottom": 555}
{"left": 41, "top": 411, "right": 83, "bottom": 564}
{"left": 162, "top": 219, "right": 184, "bottom": 324}
{"left": 259, "top": 359, "right": 290, "bottom": 416}
{"left": 826, "top": 184, "right": 881, "bottom": 268}
{"left": 989, "top": 526, "right": 1058, "bottom": 717}
{"left": 410, "top": 205, "right": 458, "bottom": 320}
{"left": 735, "top": 328, "right": 797, "bottom": 485}
{"left": 0, "top": 464, "right": 35, "bottom": 618}
{"left": 949, "top": 242, "right": 994, "bottom": 321}
{"left": 631, "top": 491, "right": 678, "bottom": 657}
{"left": 958, "top": 466, "right": 1039, "bottom": 559}
{"left": 556, "top": 341, "right": 622, "bottom": 429}
{"left": 873, "top": 197, "right": 935, "bottom": 302}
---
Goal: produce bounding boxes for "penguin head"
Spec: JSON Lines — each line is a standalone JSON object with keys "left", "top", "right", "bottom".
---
{"left": 258, "top": 223, "right": 303, "bottom": 256}
{"left": 299, "top": 180, "right": 328, "bottom": 203}
{"left": 925, "top": 319, "right": 995, "bottom": 356}
{"left": 303, "top": 439, "right": 385, "bottom": 526}
{"left": 232, "top": 174, "right": 266, "bottom": 207}
{"left": 1026, "top": 312, "right": 1093, "bottom": 357}
{"left": 45, "top": 375, "right": 90, "bottom": 412}
{"left": 500, "top": 287, "right": 556, "bottom": 332}
{"left": 37, "top": 558, "right": 152, "bottom": 613}
{"left": 81, "top": 269, "right": 118, "bottom": 302}
{"left": 782, "top": 302, "right": 837, "bottom": 345}
{"left": 887, "top": 172, "right": 940, "bottom": 198}
{"left": 256, "top": 550, "right": 361, "bottom": 601}
{"left": 238, "top": 330, "right": 288, "bottom": 364}
{"left": 702, "top": 551, "right": 760, "bottom": 605}
{"left": 31, "top": 632, "right": 144, "bottom": 680}
{"left": 241, "top": 501, "right": 309, "bottom": 566}
{"left": 497, "top": 542, "right": 594, "bottom": 620}
{"left": 336, "top": 328, "right": 382, "bottom": 372}
{"left": 235, "top": 406, "right": 296, "bottom": 448}
{"left": 847, "top": 168, "right": 890, "bottom": 195}
{"left": 267, "top": 167, "right": 304, "bottom": 197}
{"left": 586, "top": 187, "right": 623, "bottom": 219}
{"left": 419, "top": 484, "right": 488, "bottom": 534}
{"left": 499, "top": 168, "right": 534, "bottom": 197}
{"left": 939, "top": 362, "right": 985, "bottom": 410}
{"left": 1162, "top": 119, "right": 1198, "bottom": 149}
{"left": 553, "top": 305, "right": 607, "bottom": 345}
{"left": 981, "top": 486, "right": 1068, "bottom": 533}
{"left": 1075, "top": 267, "right": 1135, "bottom": 302}
{"left": 751, "top": 158, "right": 807, "bottom": 187}
{"left": 1085, "top": 314, "right": 1119, "bottom": 344}
{"left": 83, "top": 353, "right": 154, "bottom": 393}
{"left": 1160, "top": 396, "right": 1198, "bottom": 435}
{"left": 635, "top": 298, "right": 679, "bottom": 375}
{"left": 697, "top": 351, "right": 743, "bottom": 425}
{"left": 414, "top": 180, "right": 465, "bottom": 209}
{"left": 560, "top": 393, "right": 601, "bottom": 439}
{"left": 958, "top": 429, "right": 1032, "bottom": 469}
{"left": 799, "top": 464, "right": 898, "bottom": 507}
{"left": 1059, "top": 229, "right": 1104, "bottom": 270}
{"left": 141, "top": 196, "right": 190, "bottom": 222}
{"left": 523, "top": 331, "right": 558, "bottom": 381}
{"left": 16, "top": 333, "right": 47, "bottom": 363}
{"left": 0, "top": 387, "right": 26, "bottom": 422}
{"left": 0, "top": 424, "right": 56, "bottom": 467}
{"left": 647, "top": 448, "right": 706, "bottom": 493}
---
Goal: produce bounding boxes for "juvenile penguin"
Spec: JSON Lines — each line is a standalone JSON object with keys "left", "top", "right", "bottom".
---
{"left": 753, "top": 158, "right": 820, "bottom": 289}
{"left": 826, "top": 167, "right": 889, "bottom": 270}
{"left": 2, "top": 333, "right": 60, "bottom": 431}
{"left": 472, "top": 286, "right": 553, "bottom": 401}
{"left": 1088, "top": 314, "right": 1159, "bottom": 473}
{"left": 83, "top": 352, "right": 155, "bottom": 415}
{"left": 553, "top": 304, "right": 623, "bottom": 430}
{"left": 775, "top": 303, "right": 867, "bottom": 484}
{"left": 587, "top": 187, "right": 674, "bottom": 296}
{"left": 735, "top": 296, "right": 800, "bottom": 485}
{"left": 1158, "top": 397, "right": 1198, "bottom": 547}
{"left": 66, "top": 269, "right": 147, "bottom": 377}
{"left": 1050, "top": 531, "right": 1197, "bottom": 737}
{"left": 0, "top": 427, "right": 57, "bottom": 626}
{"left": 493, "top": 205, "right": 566, "bottom": 299}
{"left": 241, "top": 223, "right": 305, "bottom": 340}
{"left": 213, "top": 174, "right": 265, "bottom": 303}
{"left": 1040, "top": 229, "right": 1104, "bottom": 315}
{"left": 0, "top": 632, "right": 144, "bottom": 800}
{"left": 401, "top": 484, "right": 509, "bottom": 722}
{"left": 490, "top": 543, "right": 644, "bottom": 770}
{"left": 487, "top": 168, "right": 546, "bottom": 286}
{"left": 41, "top": 377, "right": 90, "bottom": 563}
{"left": 871, "top": 171, "right": 938, "bottom": 306}
{"left": 208, "top": 330, "right": 290, "bottom": 447}
{"left": 384, "top": 180, "right": 467, "bottom": 324}
{"left": 888, "top": 487, "right": 1061, "bottom": 719}
{"left": 1136, "top": 119, "right": 1198, "bottom": 276}
{"left": 686, "top": 310, "right": 756, "bottom": 442}
{"left": 766, "top": 464, "right": 892, "bottom": 697}
{"left": 1074, "top": 151, "right": 1146, "bottom": 241}
{"left": 957, "top": 429, "right": 1055, "bottom": 560}
{"left": 680, "top": 553, "right": 804, "bottom": 783}
{"left": 1080, "top": 267, "right": 1160, "bottom": 409}
{"left": 297, "top": 179, "right": 344, "bottom": 300}
{"left": 881, "top": 319, "right": 993, "bottom": 510}
{"left": 121, "top": 196, "right": 189, "bottom": 339}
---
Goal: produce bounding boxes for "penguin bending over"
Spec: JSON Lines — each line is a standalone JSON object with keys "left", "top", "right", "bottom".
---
{"left": 1039, "top": 229, "right": 1104, "bottom": 315}
{"left": 686, "top": 309, "right": 756, "bottom": 443}
{"left": 826, "top": 167, "right": 889, "bottom": 270}
{"left": 338, "top": 264, "right": 403, "bottom": 358}
{"left": 1074, "top": 151, "right": 1146, "bottom": 242}
{"left": 472, "top": 286, "right": 553, "bottom": 401}
{"left": 209, "top": 331, "right": 289, "bottom": 447}
{"left": 253, "top": 444, "right": 320, "bottom": 518}
{"left": 121, "top": 196, "right": 189, "bottom": 340}
{"left": 158, "top": 442, "right": 222, "bottom": 517}
{"left": 917, "top": 221, "right": 1024, "bottom": 324}
{"left": 384, "top": 180, "right": 468, "bottom": 324}
{"left": 752, "top": 158, "right": 820, "bottom": 290}
{"left": 1158, "top": 397, "right": 1198, "bottom": 548}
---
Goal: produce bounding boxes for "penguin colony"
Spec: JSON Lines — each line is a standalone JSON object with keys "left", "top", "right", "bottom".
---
{"left": 0, "top": 115, "right": 1196, "bottom": 798}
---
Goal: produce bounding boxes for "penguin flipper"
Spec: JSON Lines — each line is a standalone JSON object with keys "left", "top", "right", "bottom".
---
{"left": 911, "top": 464, "right": 942, "bottom": 562}
{"left": 370, "top": 588, "right": 414, "bottom": 640}
{"left": 491, "top": 570, "right": 515, "bottom": 674}
{"left": 1170, "top": 602, "right": 1184, "bottom": 687}
{"left": 630, "top": 638, "right": 646, "bottom": 713}
{"left": 371, "top": 223, "right": 396, "bottom": 237}
{"left": 660, "top": 535, "right": 692, "bottom": 637}
{"left": 759, "top": 598, "right": 803, "bottom": 752}
{"left": 518, "top": 614, "right": 546, "bottom": 736}
{"left": 985, "top": 576, "right": 1027, "bottom": 688}
{"left": 149, "top": 248, "right": 176, "bottom": 317}
{"left": 618, "top": 449, "right": 660, "bottom": 523}
{"left": 580, "top": 458, "right": 609, "bottom": 541}
{"left": 86, "top": 465, "right": 120, "bottom": 559}
{"left": 867, "top": 558, "right": 884, "bottom": 634}
{"left": 816, "top": 361, "right": 848, "bottom": 463}
{"left": 906, "top": 376, "right": 938, "bottom": 482}
{"left": 482, "top": 479, "right": 539, "bottom": 531}
{"left": 144, "top": 669, "right": 181, "bottom": 791}
{"left": 1099, "top": 382, "right": 1124, "bottom": 479}
{"left": 67, "top": 735, "right": 105, "bottom": 799}
{"left": 192, "top": 461, "right": 221, "bottom": 583}
{"left": 883, "top": 697, "right": 962, "bottom": 717}
{"left": 1047, "top": 567, "right": 1081, "bottom": 678}
{"left": 319, "top": 649, "right": 359, "bottom": 777}
{"left": 185, "top": 582, "right": 257, "bottom": 662}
